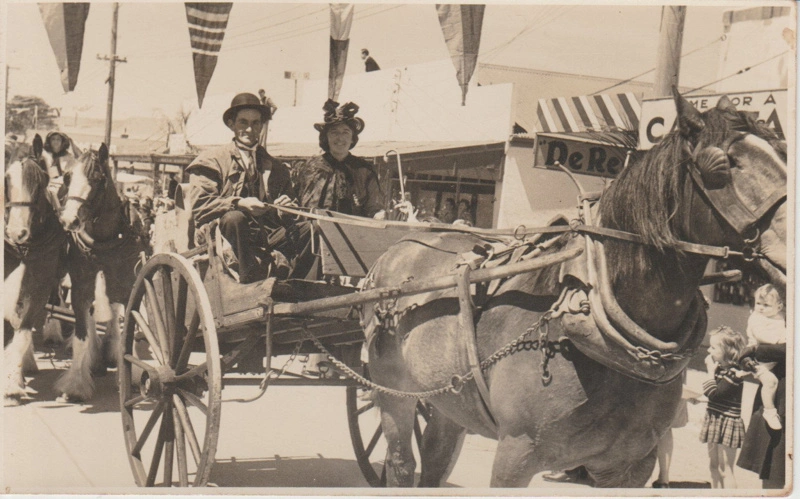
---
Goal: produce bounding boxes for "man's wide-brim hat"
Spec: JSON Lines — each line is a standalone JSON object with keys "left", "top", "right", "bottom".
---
{"left": 223, "top": 92, "right": 272, "bottom": 126}
{"left": 314, "top": 99, "right": 365, "bottom": 134}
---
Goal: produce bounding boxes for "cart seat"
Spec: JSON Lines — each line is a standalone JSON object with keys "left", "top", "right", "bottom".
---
{"left": 315, "top": 210, "right": 432, "bottom": 277}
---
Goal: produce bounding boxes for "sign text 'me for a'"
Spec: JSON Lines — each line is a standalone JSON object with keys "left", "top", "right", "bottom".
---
{"left": 638, "top": 89, "right": 787, "bottom": 150}
{"left": 534, "top": 133, "right": 630, "bottom": 178}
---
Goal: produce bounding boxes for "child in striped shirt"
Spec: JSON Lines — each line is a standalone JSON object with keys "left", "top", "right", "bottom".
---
{"left": 701, "top": 326, "right": 748, "bottom": 489}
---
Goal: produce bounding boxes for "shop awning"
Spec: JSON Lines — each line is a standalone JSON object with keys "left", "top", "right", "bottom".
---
{"left": 535, "top": 93, "right": 642, "bottom": 133}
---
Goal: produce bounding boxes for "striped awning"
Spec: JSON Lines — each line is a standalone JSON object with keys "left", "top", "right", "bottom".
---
{"left": 535, "top": 93, "right": 642, "bottom": 133}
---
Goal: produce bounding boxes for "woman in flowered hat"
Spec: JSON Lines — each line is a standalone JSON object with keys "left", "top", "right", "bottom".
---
{"left": 295, "top": 100, "right": 386, "bottom": 219}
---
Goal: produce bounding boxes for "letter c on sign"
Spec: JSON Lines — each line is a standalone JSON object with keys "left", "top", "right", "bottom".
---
{"left": 646, "top": 117, "right": 665, "bottom": 144}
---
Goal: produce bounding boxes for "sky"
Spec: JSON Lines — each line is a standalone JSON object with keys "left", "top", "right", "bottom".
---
{"left": 2, "top": 1, "right": 786, "bottom": 121}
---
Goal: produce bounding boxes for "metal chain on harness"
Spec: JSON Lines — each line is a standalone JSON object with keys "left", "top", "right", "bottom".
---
{"left": 299, "top": 309, "right": 560, "bottom": 399}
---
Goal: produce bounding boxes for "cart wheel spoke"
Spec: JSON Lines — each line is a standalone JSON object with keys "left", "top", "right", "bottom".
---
{"left": 354, "top": 401, "right": 375, "bottom": 417}
{"left": 174, "top": 311, "right": 200, "bottom": 373}
{"left": 155, "top": 266, "right": 176, "bottom": 364}
{"left": 146, "top": 409, "right": 169, "bottom": 487}
{"left": 163, "top": 412, "right": 175, "bottom": 487}
{"left": 173, "top": 394, "right": 202, "bottom": 466}
{"left": 144, "top": 278, "right": 170, "bottom": 362}
{"left": 173, "top": 406, "right": 189, "bottom": 487}
{"left": 176, "top": 361, "right": 208, "bottom": 383}
{"left": 124, "top": 393, "right": 148, "bottom": 409}
{"left": 130, "top": 311, "right": 165, "bottom": 365}
{"left": 131, "top": 400, "right": 166, "bottom": 457}
{"left": 177, "top": 387, "right": 209, "bottom": 416}
{"left": 365, "top": 425, "right": 383, "bottom": 457}
{"left": 173, "top": 273, "right": 189, "bottom": 357}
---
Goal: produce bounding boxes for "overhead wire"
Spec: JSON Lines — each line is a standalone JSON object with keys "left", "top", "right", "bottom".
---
{"left": 684, "top": 50, "right": 791, "bottom": 94}
{"left": 479, "top": 6, "right": 569, "bottom": 64}
{"left": 591, "top": 34, "right": 727, "bottom": 94}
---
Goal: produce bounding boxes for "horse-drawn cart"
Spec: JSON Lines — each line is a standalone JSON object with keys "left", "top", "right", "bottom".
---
{"left": 119, "top": 207, "right": 582, "bottom": 487}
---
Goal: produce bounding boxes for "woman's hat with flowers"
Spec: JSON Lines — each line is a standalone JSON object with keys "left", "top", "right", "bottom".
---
{"left": 313, "top": 99, "right": 365, "bottom": 135}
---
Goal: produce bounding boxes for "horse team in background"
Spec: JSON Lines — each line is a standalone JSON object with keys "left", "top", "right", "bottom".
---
{"left": 4, "top": 135, "right": 149, "bottom": 404}
{"left": 2, "top": 90, "right": 790, "bottom": 489}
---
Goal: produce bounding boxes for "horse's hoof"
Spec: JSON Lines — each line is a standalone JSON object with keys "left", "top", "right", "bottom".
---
{"left": 55, "top": 393, "right": 83, "bottom": 404}
{"left": 4, "top": 396, "right": 22, "bottom": 407}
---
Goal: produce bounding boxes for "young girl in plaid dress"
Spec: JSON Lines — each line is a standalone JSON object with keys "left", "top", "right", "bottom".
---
{"left": 701, "top": 326, "right": 748, "bottom": 489}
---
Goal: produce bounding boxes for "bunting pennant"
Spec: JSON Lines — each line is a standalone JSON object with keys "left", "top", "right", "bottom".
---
{"left": 39, "top": 3, "right": 91, "bottom": 92}
{"left": 328, "top": 4, "right": 354, "bottom": 102}
{"left": 436, "top": 4, "right": 485, "bottom": 106}
{"left": 185, "top": 2, "right": 233, "bottom": 107}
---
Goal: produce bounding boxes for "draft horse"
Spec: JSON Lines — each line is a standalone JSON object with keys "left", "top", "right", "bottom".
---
{"left": 57, "top": 144, "right": 148, "bottom": 402}
{"left": 4, "top": 135, "right": 68, "bottom": 404}
{"left": 362, "top": 91, "right": 787, "bottom": 487}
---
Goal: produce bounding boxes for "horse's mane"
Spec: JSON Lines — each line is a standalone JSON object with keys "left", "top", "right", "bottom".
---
{"left": 21, "top": 157, "right": 49, "bottom": 197}
{"left": 598, "top": 106, "right": 780, "bottom": 281}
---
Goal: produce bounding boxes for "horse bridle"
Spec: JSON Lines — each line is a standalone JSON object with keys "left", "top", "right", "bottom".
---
{"left": 683, "top": 132, "right": 787, "bottom": 259}
{"left": 63, "top": 156, "right": 109, "bottom": 221}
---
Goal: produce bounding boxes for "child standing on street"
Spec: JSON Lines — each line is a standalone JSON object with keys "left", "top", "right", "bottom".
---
{"left": 745, "top": 284, "right": 786, "bottom": 430}
{"left": 701, "top": 326, "right": 748, "bottom": 489}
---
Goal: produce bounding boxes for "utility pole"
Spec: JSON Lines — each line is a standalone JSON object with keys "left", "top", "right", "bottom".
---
{"left": 652, "top": 6, "right": 687, "bottom": 98}
{"left": 97, "top": 2, "right": 126, "bottom": 178}
{"left": 5, "top": 65, "right": 19, "bottom": 104}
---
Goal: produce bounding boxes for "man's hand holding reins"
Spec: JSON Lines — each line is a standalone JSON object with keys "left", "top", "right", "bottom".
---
{"left": 237, "top": 197, "right": 268, "bottom": 216}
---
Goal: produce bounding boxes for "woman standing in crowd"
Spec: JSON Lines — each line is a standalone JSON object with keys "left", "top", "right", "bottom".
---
{"left": 737, "top": 285, "right": 787, "bottom": 489}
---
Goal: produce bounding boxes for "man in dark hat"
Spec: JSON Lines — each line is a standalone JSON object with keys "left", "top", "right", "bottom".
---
{"left": 185, "top": 92, "right": 312, "bottom": 283}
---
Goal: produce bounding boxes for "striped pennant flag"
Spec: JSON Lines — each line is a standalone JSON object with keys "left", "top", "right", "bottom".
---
{"left": 328, "top": 4, "right": 354, "bottom": 102}
{"left": 436, "top": 4, "right": 485, "bottom": 106}
{"left": 39, "top": 3, "right": 91, "bottom": 92}
{"left": 185, "top": 2, "right": 233, "bottom": 107}
{"left": 535, "top": 93, "right": 642, "bottom": 133}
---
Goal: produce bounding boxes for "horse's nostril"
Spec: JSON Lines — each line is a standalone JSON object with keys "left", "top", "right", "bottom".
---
{"left": 18, "top": 229, "right": 28, "bottom": 240}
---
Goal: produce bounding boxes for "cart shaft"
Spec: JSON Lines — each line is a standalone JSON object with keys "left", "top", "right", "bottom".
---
{"left": 271, "top": 245, "right": 583, "bottom": 316}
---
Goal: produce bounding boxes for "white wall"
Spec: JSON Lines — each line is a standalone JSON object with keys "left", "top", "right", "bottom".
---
{"left": 496, "top": 141, "right": 608, "bottom": 229}
{"left": 186, "top": 59, "right": 514, "bottom": 147}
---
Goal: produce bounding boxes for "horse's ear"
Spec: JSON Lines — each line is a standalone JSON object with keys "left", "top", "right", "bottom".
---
{"left": 70, "top": 138, "right": 83, "bottom": 157}
{"left": 672, "top": 86, "right": 704, "bottom": 138}
{"left": 716, "top": 95, "right": 738, "bottom": 114}
{"left": 98, "top": 143, "right": 109, "bottom": 163}
{"left": 32, "top": 134, "right": 43, "bottom": 159}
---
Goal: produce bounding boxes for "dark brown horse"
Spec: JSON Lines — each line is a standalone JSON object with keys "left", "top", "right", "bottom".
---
{"left": 4, "top": 135, "right": 68, "bottom": 404}
{"left": 57, "top": 144, "right": 148, "bottom": 402}
{"left": 362, "top": 92, "right": 787, "bottom": 487}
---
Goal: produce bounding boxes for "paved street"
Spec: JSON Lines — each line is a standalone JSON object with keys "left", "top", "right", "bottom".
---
{"left": 3, "top": 348, "right": 765, "bottom": 493}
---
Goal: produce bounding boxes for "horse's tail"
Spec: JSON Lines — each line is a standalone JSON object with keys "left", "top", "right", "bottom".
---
{"left": 4, "top": 263, "right": 25, "bottom": 327}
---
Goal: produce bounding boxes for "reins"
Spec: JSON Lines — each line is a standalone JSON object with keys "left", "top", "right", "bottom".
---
{"left": 264, "top": 201, "right": 759, "bottom": 261}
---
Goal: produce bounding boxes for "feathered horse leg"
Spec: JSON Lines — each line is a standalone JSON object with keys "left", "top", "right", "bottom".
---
{"left": 4, "top": 328, "right": 34, "bottom": 405}
{"left": 55, "top": 281, "right": 101, "bottom": 403}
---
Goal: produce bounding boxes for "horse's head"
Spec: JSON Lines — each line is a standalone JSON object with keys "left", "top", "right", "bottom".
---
{"left": 600, "top": 90, "right": 787, "bottom": 289}
{"left": 673, "top": 89, "right": 787, "bottom": 282}
{"left": 60, "top": 143, "right": 111, "bottom": 232}
{"left": 5, "top": 135, "right": 50, "bottom": 244}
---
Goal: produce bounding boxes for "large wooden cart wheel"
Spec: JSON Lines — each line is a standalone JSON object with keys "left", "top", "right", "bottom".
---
{"left": 346, "top": 385, "right": 430, "bottom": 487}
{"left": 119, "top": 253, "right": 222, "bottom": 487}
